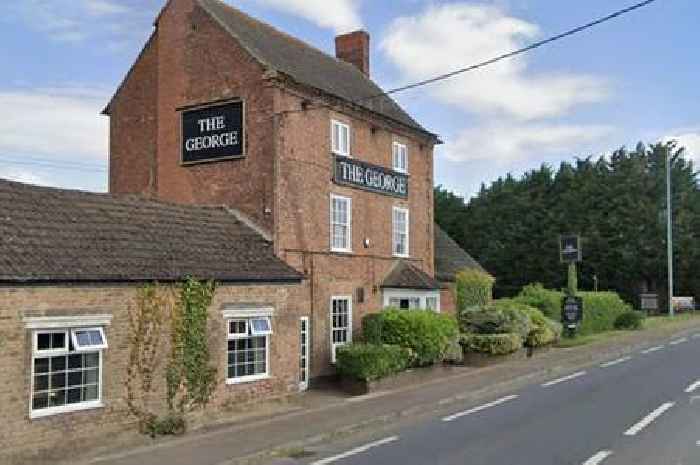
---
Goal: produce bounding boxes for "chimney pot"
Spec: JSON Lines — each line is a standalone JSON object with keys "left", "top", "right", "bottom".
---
{"left": 335, "top": 30, "right": 370, "bottom": 77}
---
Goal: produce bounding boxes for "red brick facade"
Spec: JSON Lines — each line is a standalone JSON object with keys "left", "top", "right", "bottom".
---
{"left": 107, "top": 0, "right": 441, "bottom": 378}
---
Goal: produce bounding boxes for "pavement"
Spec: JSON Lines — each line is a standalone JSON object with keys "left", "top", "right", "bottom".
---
{"left": 63, "top": 317, "right": 700, "bottom": 465}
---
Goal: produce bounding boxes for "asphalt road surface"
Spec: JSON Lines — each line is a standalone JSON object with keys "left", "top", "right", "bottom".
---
{"left": 301, "top": 333, "right": 700, "bottom": 465}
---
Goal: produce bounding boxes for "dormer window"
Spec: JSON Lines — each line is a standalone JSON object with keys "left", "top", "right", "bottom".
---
{"left": 393, "top": 141, "right": 408, "bottom": 173}
{"left": 331, "top": 120, "right": 350, "bottom": 157}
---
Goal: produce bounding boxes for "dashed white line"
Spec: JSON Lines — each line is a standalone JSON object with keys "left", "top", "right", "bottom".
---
{"left": 442, "top": 395, "right": 519, "bottom": 422}
{"left": 582, "top": 450, "right": 613, "bottom": 465}
{"left": 685, "top": 380, "right": 700, "bottom": 393}
{"left": 311, "top": 436, "right": 399, "bottom": 465}
{"left": 624, "top": 402, "right": 675, "bottom": 436}
{"left": 670, "top": 337, "right": 688, "bottom": 345}
{"left": 541, "top": 371, "right": 587, "bottom": 387}
{"left": 692, "top": 333, "right": 700, "bottom": 339}
{"left": 600, "top": 356, "right": 632, "bottom": 368}
{"left": 641, "top": 345, "right": 664, "bottom": 354}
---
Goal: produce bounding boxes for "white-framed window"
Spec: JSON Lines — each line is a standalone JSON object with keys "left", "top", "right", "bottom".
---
{"left": 226, "top": 316, "right": 271, "bottom": 383}
{"left": 331, "top": 120, "right": 350, "bottom": 157}
{"left": 330, "top": 296, "right": 352, "bottom": 363}
{"left": 392, "top": 206, "right": 409, "bottom": 257}
{"left": 31, "top": 327, "right": 105, "bottom": 418}
{"left": 392, "top": 141, "right": 408, "bottom": 173}
{"left": 426, "top": 296, "right": 439, "bottom": 311}
{"left": 330, "top": 194, "right": 352, "bottom": 253}
{"left": 389, "top": 297, "right": 421, "bottom": 310}
{"left": 383, "top": 290, "right": 440, "bottom": 313}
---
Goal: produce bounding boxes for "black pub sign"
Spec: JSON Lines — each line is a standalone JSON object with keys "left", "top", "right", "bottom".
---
{"left": 559, "top": 234, "right": 582, "bottom": 263}
{"left": 181, "top": 101, "right": 244, "bottom": 164}
{"left": 333, "top": 156, "right": 408, "bottom": 198}
{"left": 561, "top": 295, "right": 583, "bottom": 327}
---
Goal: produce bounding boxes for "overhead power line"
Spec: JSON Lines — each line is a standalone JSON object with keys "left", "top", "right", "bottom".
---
{"left": 359, "top": 0, "right": 659, "bottom": 103}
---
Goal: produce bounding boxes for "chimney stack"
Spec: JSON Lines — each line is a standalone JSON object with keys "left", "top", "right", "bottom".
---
{"left": 335, "top": 31, "right": 370, "bottom": 77}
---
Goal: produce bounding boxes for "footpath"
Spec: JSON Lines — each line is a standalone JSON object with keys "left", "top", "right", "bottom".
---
{"left": 58, "top": 316, "right": 700, "bottom": 465}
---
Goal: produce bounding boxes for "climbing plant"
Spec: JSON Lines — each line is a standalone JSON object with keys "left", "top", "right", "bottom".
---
{"left": 166, "top": 277, "right": 218, "bottom": 413}
{"left": 126, "top": 283, "right": 172, "bottom": 433}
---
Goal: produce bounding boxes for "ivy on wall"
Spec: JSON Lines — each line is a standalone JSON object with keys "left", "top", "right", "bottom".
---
{"left": 127, "top": 278, "right": 217, "bottom": 437}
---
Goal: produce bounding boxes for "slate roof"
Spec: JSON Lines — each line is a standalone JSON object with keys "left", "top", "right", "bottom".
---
{"left": 434, "top": 225, "right": 487, "bottom": 282}
{"left": 196, "top": 0, "right": 432, "bottom": 136}
{"left": 381, "top": 260, "right": 440, "bottom": 290}
{"left": 105, "top": 0, "right": 434, "bottom": 139}
{"left": 0, "top": 178, "right": 303, "bottom": 284}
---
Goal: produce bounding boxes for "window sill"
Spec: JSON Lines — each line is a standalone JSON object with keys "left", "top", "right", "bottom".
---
{"left": 226, "top": 374, "right": 271, "bottom": 385}
{"left": 393, "top": 253, "right": 410, "bottom": 259}
{"left": 332, "top": 152, "right": 352, "bottom": 158}
{"left": 331, "top": 248, "right": 353, "bottom": 254}
{"left": 30, "top": 400, "right": 104, "bottom": 420}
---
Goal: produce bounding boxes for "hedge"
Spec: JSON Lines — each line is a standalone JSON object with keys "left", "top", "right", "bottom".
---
{"left": 514, "top": 285, "right": 633, "bottom": 335}
{"left": 361, "top": 309, "right": 459, "bottom": 366}
{"left": 614, "top": 311, "right": 645, "bottom": 330}
{"left": 459, "top": 299, "right": 532, "bottom": 340}
{"left": 521, "top": 306, "right": 562, "bottom": 347}
{"left": 335, "top": 344, "right": 411, "bottom": 381}
{"left": 460, "top": 333, "right": 522, "bottom": 355}
{"left": 455, "top": 269, "right": 494, "bottom": 313}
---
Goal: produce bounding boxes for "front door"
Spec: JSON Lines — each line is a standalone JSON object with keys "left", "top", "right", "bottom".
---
{"left": 299, "top": 317, "right": 309, "bottom": 391}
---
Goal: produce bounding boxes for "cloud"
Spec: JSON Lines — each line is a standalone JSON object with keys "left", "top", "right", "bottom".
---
{"left": 381, "top": 4, "right": 609, "bottom": 121}
{"left": 83, "top": 0, "right": 130, "bottom": 16}
{"left": 0, "top": 87, "right": 108, "bottom": 161}
{"left": 245, "top": 0, "right": 362, "bottom": 33}
{"left": 664, "top": 131, "right": 700, "bottom": 164}
{"left": 0, "top": 167, "right": 50, "bottom": 186}
{"left": 440, "top": 123, "right": 614, "bottom": 164}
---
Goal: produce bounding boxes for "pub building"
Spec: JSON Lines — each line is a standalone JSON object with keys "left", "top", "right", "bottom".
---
{"left": 0, "top": 0, "right": 485, "bottom": 461}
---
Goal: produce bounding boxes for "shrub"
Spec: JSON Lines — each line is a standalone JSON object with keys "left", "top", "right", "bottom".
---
{"left": 521, "top": 306, "right": 562, "bottom": 347}
{"left": 514, "top": 283, "right": 562, "bottom": 320}
{"left": 335, "top": 343, "right": 411, "bottom": 381}
{"left": 362, "top": 309, "right": 459, "bottom": 366}
{"left": 460, "top": 299, "right": 533, "bottom": 340}
{"left": 614, "top": 311, "right": 644, "bottom": 330}
{"left": 460, "top": 333, "right": 522, "bottom": 355}
{"left": 455, "top": 269, "right": 495, "bottom": 312}
{"left": 578, "top": 292, "right": 632, "bottom": 335}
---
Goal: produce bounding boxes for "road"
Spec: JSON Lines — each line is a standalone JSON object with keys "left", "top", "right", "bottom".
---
{"left": 299, "top": 333, "right": 700, "bottom": 465}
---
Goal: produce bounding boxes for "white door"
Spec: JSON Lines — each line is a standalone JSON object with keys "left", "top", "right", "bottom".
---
{"left": 299, "top": 317, "right": 309, "bottom": 391}
{"left": 330, "top": 296, "right": 352, "bottom": 363}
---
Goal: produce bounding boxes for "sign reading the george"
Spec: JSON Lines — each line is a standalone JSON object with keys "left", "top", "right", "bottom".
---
{"left": 559, "top": 234, "right": 582, "bottom": 263}
{"left": 333, "top": 156, "right": 408, "bottom": 198}
{"left": 181, "top": 101, "right": 244, "bottom": 164}
{"left": 561, "top": 295, "right": 583, "bottom": 327}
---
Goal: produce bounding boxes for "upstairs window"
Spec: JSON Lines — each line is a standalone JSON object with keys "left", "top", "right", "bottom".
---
{"left": 331, "top": 120, "right": 350, "bottom": 157}
{"left": 393, "top": 142, "right": 408, "bottom": 173}
{"left": 392, "top": 207, "right": 409, "bottom": 257}
{"left": 330, "top": 194, "right": 352, "bottom": 252}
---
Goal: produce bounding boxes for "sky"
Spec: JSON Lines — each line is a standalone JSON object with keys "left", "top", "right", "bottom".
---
{"left": 0, "top": 0, "right": 697, "bottom": 197}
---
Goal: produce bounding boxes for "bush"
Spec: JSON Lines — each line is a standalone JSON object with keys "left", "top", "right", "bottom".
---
{"left": 460, "top": 299, "right": 533, "bottom": 340}
{"left": 456, "top": 269, "right": 494, "bottom": 312}
{"left": 614, "top": 311, "right": 645, "bottom": 330}
{"left": 521, "top": 306, "right": 562, "bottom": 347}
{"left": 460, "top": 333, "right": 522, "bottom": 355}
{"left": 515, "top": 284, "right": 633, "bottom": 336}
{"left": 362, "top": 309, "right": 459, "bottom": 366}
{"left": 335, "top": 343, "right": 411, "bottom": 381}
{"left": 514, "top": 283, "right": 562, "bottom": 320}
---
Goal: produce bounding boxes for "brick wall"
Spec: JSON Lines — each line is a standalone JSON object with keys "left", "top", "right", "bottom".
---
{"left": 0, "top": 281, "right": 310, "bottom": 463}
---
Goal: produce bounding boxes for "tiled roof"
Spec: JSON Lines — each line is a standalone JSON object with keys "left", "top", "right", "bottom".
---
{"left": 196, "top": 0, "right": 433, "bottom": 137}
{"left": 381, "top": 260, "right": 440, "bottom": 290}
{"left": 434, "top": 225, "right": 487, "bottom": 282}
{"left": 0, "top": 179, "right": 303, "bottom": 284}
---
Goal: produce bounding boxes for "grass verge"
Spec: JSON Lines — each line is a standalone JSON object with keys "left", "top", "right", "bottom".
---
{"left": 555, "top": 312, "right": 700, "bottom": 348}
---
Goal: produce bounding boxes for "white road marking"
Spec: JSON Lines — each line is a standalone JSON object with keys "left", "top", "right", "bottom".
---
{"left": 624, "top": 402, "right": 675, "bottom": 436}
{"left": 541, "top": 371, "right": 587, "bottom": 387}
{"left": 685, "top": 380, "right": 700, "bottom": 393}
{"left": 311, "top": 436, "right": 399, "bottom": 465}
{"left": 692, "top": 333, "right": 700, "bottom": 339}
{"left": 670, "top": 337, "right": 688, "bottom": 345}
{"left": 600, "top": 356, "right": 632, "bottom": 368}
{"left": 582, "top": 450, "right": 613, "bottom": 465}
{"left": 442, "top": 395, "right": 519, "bottom": 422}
{"left": 641, "top": 345, "right": 664, "bottom": 354}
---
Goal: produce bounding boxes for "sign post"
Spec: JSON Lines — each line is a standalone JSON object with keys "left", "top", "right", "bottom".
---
{"left": 560, "top": 234, "right": 583, "bottom": 336}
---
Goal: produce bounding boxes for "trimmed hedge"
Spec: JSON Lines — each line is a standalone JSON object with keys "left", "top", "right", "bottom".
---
{"left": 614, "top": 311, "right": 644, "bottom": 330}
{"left": 459, "top": 299, "right": 532, "bottom": 340}
{"left": 521, "top": 306, "right": 562, "bottom": 347}
{"left": 514, "top": 285, "right": 633, "bottom": 335}
{"left": 335, "top": 344, "right": 411, "bottom": 381}
{"left": 460, "top": 333, "right": 522, "bottom": 355}
{"left": 456, "top": 269, "right": 494, "bottom": 312}
{"left": 361, "top": 309, "right": 459, "bottom": 366}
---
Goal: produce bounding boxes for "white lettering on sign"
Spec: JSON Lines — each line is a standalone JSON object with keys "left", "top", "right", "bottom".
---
{"left": 335, "top": 159, "right": 407, "bottom": 197}
{"left": 197, "top": 116, "right": 226, "bottom": 132}
{"left": 185, "top": 131, "right": 239, "bottom": 152}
